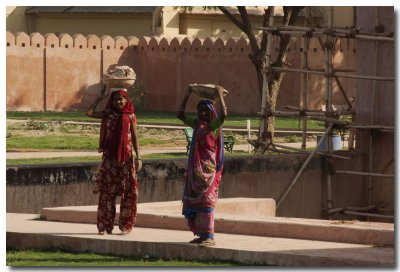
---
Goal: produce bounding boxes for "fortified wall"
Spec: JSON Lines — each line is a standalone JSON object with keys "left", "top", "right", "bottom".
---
{"left": 6, "top": 31, "right": 355, "bottom": 114}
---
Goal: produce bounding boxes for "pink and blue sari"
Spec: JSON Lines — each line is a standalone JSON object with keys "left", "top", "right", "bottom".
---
{"left": 182, "top": 100, "right": 224, "bottom": 240}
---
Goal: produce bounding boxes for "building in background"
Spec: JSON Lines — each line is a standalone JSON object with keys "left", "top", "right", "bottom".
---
{"left": 6, "top": 6, "right": 354, "bottom": 39}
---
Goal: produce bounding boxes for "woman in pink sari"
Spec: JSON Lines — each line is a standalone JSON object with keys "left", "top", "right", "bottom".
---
{"left": 86, "top": 88, "right": 142, "bottom": 235}
{"left": 177, "top": 86, "right": 227, "bottom": 247}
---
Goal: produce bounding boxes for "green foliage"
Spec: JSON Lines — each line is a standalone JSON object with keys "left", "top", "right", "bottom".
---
{"left": 26, "top": 119, "right": 52, "bottom": 130}
{"left": 128, "top": 81, "right": 148, "bottom": 111}
{"left": 283, "top": 135, "right": 302, "bottom": 143}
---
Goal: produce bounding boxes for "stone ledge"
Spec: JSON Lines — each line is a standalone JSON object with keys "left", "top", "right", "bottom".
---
{"left": 41, "top": 198, "right": 393, "bottom": 246}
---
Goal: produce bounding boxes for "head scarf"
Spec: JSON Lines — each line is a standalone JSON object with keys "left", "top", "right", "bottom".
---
{"left": 99, "top": 89, "right": 135, "bottom": 162}
{"left": 197, "top": 99, "right": 217, "bottom": 121}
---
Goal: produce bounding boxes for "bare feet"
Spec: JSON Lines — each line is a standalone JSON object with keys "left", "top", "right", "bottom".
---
{"left": 199, "top": 238, "right": 216, "bottom": 247}
{"left": 189, "top": 237, "right": 203, "bottom": 244}
{"left": 120, "top": 230, "right": 131, "bottom": 235}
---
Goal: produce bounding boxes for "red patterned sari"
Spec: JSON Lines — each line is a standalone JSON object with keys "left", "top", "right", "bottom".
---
{"left": 95, "top": 90, "right": 138, "bottom": 234}
{"left": 182, "top": 100, "right": 224, "bottom": 240}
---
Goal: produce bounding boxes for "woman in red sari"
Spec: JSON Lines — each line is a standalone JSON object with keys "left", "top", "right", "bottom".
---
{"left": 177, "top": 86, "right": 227, "bottom": 247}
{"left": 86, "top": 88, "right": 142, "bottom": 235}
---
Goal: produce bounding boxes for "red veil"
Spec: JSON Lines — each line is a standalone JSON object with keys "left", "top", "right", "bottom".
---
{"left": 99, "top": 90, "right": 135, "bottom": 162}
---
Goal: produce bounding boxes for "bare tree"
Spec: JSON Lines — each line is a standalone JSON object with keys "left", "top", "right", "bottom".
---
{"left": 177, "top": 6, "right": 304, "bottom": 151}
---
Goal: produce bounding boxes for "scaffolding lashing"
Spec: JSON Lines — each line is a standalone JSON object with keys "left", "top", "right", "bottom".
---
{"left": 254, "top": 7, "right": 394, "bottom": 221}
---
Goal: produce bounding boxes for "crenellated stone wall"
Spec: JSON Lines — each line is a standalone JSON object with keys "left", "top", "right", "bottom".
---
{"left": 6, "top": 32, "right": 356, "bottom": 114}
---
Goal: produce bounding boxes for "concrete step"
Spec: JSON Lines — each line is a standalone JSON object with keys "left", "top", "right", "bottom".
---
{"left": 7, "top": 213, "right": 394, "bottom": 266}
{"left": 40, "top": 198, "right": 394, "bottom": 246}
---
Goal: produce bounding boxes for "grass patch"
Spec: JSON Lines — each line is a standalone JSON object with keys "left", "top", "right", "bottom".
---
{"left": 6, "top": 136, "right": 166, "bottom": 151}
{"left": 7, "top": 136, "right": 98, "bottom": 150}
{"left": 6, "top": 248, "right": 240, "bottom": 266}
{"left": 7, "top": 111, "right": 323, "bottom": 130}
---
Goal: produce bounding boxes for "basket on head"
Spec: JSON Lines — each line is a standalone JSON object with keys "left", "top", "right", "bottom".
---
{"left": 189, "top": 83, "right": 228, "bottom": 100}
{"left": 103, "top": 65, "right": 136, "bottom": 88}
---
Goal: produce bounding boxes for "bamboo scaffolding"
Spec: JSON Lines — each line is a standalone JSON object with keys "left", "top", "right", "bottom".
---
{"left": 309, "top": 116, "right": 349, "bottom": 125}
{"left": 256, "top": 26, "right": 395, "bottom": 41}
{"left": 346, "top": 205, "right": 376, "bottom": 211}
{"left": 328, "top": 205, "right": 376, "bottom": 214}
{"left": 348, "top": 125, "right": 394, "bottom": 130}
{"left": 283, "top": 105, "right": 323, "bottom": 112}
{"left": 273, "top": 143, "right": 350, "bottom": 160}
{"left": 257, "top": 110, "right": 326, "bottom": 117}
{"left": 327, "top": 207, "right": 344, "bottom": 213}
{"left": 300, "top": 7, "right": 310, "bottom": 150}
{"left": 334, "top": 170, "right": 394, "bottom": 178}
{"left": 334, "top": 76, "right": 353, "bottom": 109}
{"left": 264, "top": 66, "right": 394, "bottom": 81}
{"left": 256, "top": 7, "right": 393, "bottom": 222}
{"left": 325, "top": 7, "right": 334, "bottom": 218}
{"left": 343, "top": 210, "right": 394, "bottom": 219}
{"left": 334, "top": 72, "right": 394, "bottom": 81}
{"left": 276, "top": 123, "right": 334, "bottom": 209}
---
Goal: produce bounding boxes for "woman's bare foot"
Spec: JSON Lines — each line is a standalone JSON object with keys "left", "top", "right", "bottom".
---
{"left": 199, "top": 238, "right": 216, "bottom": 247}
{"left": 189, "top": 237, "right": 203, "bottom": 244}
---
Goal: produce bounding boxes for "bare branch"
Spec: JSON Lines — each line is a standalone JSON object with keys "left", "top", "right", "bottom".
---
{"left": 218, "top": 6, "right": 246, "bottom": 32}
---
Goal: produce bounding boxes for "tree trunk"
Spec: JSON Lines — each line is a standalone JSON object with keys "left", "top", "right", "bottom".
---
{"left": 264, "top": 7, "right": 304, "bottom": 144}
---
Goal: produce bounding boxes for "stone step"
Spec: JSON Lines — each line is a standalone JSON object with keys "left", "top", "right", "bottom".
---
{"left": 7, "top": 213, "right": 394, "bottom": 266}
{"left": 40, "top": 198, "right": 394, "bottom": 246}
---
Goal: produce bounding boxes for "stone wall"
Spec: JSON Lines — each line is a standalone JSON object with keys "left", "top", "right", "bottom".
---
{"left": 7, "top": 155, "right": 368, "bottom": 220}
{"left": 353, "top": 7, "right": 395, "bottom": 214}
{"left": 6, "top": 31, "right": 356, "bottom": 114}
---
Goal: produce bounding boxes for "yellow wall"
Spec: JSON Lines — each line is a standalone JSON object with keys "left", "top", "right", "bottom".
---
{"left": 7, "top": 6, "right": 355, "bottom": 38}
{"left": 27, "top": 14, "right": 153, "bottom": 37}
{"left": 160, "top": 6, "right": 180, "bottom": 37}
{"left": 179, "top": 14, "right": 264, "bottom": 39}
{"left": 333, "top": 7, "right": 354, "bottom": 27}
{"left": 6, "top": 6, "right": 29, "bottom": 33}
{"left": 6, "top": 7, "right": 154, "bottom": 37}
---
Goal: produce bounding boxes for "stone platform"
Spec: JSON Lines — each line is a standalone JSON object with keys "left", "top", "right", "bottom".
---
{"left": 7, "top": 198, "right": 395, "bottom": 266}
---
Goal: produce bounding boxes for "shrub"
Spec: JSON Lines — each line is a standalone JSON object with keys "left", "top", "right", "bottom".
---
{"left": 128, "top": 81, "right": 147, "bottom": 111}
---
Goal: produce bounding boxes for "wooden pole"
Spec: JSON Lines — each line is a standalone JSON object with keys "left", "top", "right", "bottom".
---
{"left": 276, "top": 123, "right": 334, "bottom": 209}
{"left": 334, "top": 170, "right": 394, "bottom": 178}
{"left": 333, "top": 76, "right": 353, "bottom": 109}
{"left": 257, "top": 110, "right": 326, "bottom": 117}
{"left": 301, "top": 7, "right": 310, "bottom": 150}
{"left": 325, "top": 7, "right": 334, "bottom": 219}
{"left": 273, "top": 143, "right": 350, "bottom": 160}
{"left": 265, "top": 66, "right": 394, "bottom": 81}
{"left": 256, "top": 26, "right": 395, "bottom": 41}
{"left": 343, "top": 211, "right": 394, "bottom": 219}
{"left": 258, "top": 7, "right": 274, "bottom": 151}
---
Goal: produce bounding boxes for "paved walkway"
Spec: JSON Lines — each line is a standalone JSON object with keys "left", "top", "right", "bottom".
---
{"left": 7, "top": 210, "right": 394, "bottom": 266}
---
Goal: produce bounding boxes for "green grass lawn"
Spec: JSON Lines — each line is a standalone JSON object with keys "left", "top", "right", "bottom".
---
{"left": 6, "top": 136, "right": 166, "bottom": 150}
{"left": 7, "top": 111, "right": 324, "bottom": 130}
{"left": 6, "top": 248, "right": 241, "bottom": 266}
